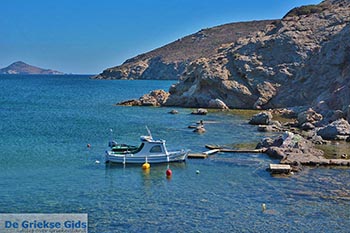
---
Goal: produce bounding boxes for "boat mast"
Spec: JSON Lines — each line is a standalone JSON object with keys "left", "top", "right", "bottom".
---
{"left": 146, "top": 126, "right": 153, "bottom": 139}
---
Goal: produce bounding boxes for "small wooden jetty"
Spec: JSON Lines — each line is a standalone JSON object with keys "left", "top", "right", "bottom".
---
{"left": 205, "top": 144, "right": 267, "bottom": 153}
{"left": 188, "top": 145, "right": 267, "bottom": 159}
{"left": 268, "top": 164, "right": 291, "bottom": 174}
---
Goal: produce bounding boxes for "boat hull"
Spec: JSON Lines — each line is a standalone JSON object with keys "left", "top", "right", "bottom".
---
{"left": 105, "top": 151, "right": 188, "bottom": 164}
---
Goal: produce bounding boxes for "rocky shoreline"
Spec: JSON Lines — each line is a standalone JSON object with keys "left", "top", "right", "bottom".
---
{"left": 116, "top": 89, "right": 170, "bottom": 107}
{"left": 250, "top": 108, "right": 350, "bottom": 171}
{"left": 116, "top": 89, "right": 231, "bottom": 110}
{"left": 117, "top": 90, "right": 350, "bottom": 172}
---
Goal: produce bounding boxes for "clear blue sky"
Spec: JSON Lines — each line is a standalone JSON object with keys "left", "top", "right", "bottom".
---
{"left": 0, "top": 0, "right": 322, "bottom": 74}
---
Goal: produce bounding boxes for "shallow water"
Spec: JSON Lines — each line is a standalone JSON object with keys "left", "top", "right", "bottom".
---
{"left": 0, "top": 75, "right": 349, "bottom": 232}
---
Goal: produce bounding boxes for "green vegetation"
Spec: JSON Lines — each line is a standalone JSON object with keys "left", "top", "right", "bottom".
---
{"left": 316, "top": 141, "right": 350, "bottom": 159}
{"left": 228, "top": 109, "right": 261, "bottom": 120}
{"left": 271, "top": 113, "right": 296, "bottom": 124}
{"left": 232, "top": 142, "right": 259, "bottom": 150}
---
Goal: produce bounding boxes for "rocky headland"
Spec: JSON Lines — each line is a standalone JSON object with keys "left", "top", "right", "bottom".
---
{"left": 113, "top": 0, "right": 350, "bottom": 113}
{"left": 93, "top": 20, "right": 276, "bottom": 80}
{"left": 0, "top": 61, "right": 64, "bottom": 75}
{"left": 165, "top": 0, "right": 350, "bottom": 112}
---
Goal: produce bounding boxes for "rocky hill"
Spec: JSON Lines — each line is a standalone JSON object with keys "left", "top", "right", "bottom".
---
{"left": 165, "top": 0, "right": 350, "bottom": 112}
{"left": 93, "top": 20, "right": 277, "bottom": 80}
{"left": 0, "top": 61, "right": 64, "bottom": 75}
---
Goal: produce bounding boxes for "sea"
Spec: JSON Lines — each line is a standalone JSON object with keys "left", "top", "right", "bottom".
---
{"left": 0, "top": 74, "right": 349, "bottom": 232}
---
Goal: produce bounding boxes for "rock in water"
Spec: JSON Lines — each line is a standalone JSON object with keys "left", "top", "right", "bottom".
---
{"left": 116, "top": 99, "right": 141, "bottom": 106}
{"left": 140, "top": 90, "right": 170, "bottom": 106}
{"left": 249, "top": 111, "right": 272, "bottom": 125}
{"left": 317, "top": 119, "right": 350, "bottom": 140}
{"left": 191, "top": 108, "right": 208, "bottom": 115}
{"left": 116, "top": 89, "right": 169, "bottom": 107}
{"left": 193, "top": 126, "right": 206, "bottom": 134}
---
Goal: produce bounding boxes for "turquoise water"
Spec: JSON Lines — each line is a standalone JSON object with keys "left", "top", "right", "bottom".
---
{"left": 0, "top": 75, "right": 349, "bottom": 232}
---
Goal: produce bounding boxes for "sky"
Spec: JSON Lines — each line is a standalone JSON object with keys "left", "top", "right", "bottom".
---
{"left": 0, "top": 0, "right": 322, "bottom": 74}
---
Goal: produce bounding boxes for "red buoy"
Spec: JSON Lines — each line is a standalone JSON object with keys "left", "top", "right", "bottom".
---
{"left": 166, "top": 169, "right": 172, "bottom": 177}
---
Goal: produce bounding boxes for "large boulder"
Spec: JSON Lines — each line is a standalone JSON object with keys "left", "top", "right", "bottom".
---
{"left": 249, "top": 111, "right": 272, "bottom": 125}
{"left": 256, "top": 137, "right": 283, "bottom": 149}
{"left": 140, "top": 89, "right": 170, "bottom": 106}
{"left": 317, "top": 119, "right": 350, "bottom": 140}
{"left": 329, "top": 110, "right": 345, "bottom": 123}
{"left": 208, "top": 98, "right": 229, "bottom": 110}
{"left": 168, "top": 109, "right": 179, "bottom": 114}
{"left": 300, "top": 122, "right": 316, "bottom": 131}
{"left": 297, "top": 108, "right": 323, "bottom": 125}
{"left": 117, "top": 89, "right": 170, "bottom": 107}
{"left": 271, "top": 108, "right": 297, "bottom": 119}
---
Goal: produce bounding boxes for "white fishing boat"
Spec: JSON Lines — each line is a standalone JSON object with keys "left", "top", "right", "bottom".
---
{"left": 105, "top": 133, "right": 189, "bottom": 164}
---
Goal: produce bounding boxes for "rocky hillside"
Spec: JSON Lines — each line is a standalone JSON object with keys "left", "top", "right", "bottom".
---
{"left": 165, "top": 0, "right": 350, "bottom": 112}
{"left": 0, "top": 61, "right": 64, "bottom": 75}
{"left": 93, "top": 20, "right": 277, "bottom": 80}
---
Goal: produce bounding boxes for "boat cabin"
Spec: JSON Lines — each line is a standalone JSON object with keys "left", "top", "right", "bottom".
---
{"left": 109, "top": 136, "right": 169, "bottom": 156}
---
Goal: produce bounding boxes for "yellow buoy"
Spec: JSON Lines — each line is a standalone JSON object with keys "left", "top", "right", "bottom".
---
{"left": 262, "top": 203, "right": 266, "bottom": 212}
{"left": 142, "top": 162, "right": 150, "bottom": 170}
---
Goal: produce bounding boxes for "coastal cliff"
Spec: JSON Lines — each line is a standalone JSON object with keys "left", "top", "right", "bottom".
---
{"left": 166, "top": 0, "right": 350, "bottom": 111}
{"left": 93, "top": 20, "right": 277, "bottom": 80}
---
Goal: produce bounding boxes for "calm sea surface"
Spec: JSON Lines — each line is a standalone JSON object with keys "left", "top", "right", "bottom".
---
{"left": 0, "top": 75, "right": 349, "bottom": 232}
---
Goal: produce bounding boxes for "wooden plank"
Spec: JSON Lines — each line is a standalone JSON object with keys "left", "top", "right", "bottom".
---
{"left": 188, "top": 153, "right": 208, "bottom": 159}
{"left": 269, "top": 164, "right": 291, "bottom": 169}
{"left": 268, "top": 164, "right": 291, "bottom": 174}
{"left": 219, "top": 148, "right": 267, "bottom": 153}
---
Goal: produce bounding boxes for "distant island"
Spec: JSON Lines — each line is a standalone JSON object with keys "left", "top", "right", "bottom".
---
{"left": 0, "top": 61, "right": 64, "bottom": 75}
